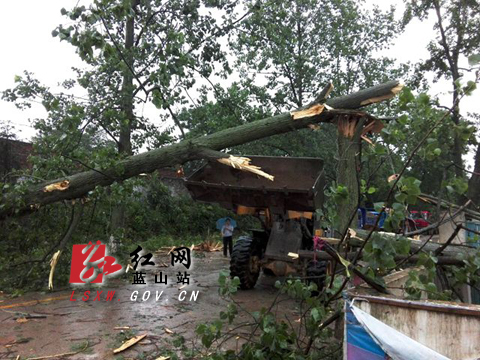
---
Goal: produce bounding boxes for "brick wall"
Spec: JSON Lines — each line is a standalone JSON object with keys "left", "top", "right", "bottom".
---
{"left": 0, "top": 138, "right": 33, "bottom": 177}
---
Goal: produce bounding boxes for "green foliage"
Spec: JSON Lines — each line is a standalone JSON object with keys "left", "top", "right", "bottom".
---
{"left": 369, "top": 87, "right": 477, "bottom": 204}
{"left": 404, "top": 0, "right": 480, "bottom": 83}
{"left": 0, "top": 175, "right": 254, "bottom": 292}
{"left": 449, "top": 249, "right": 480, "bottom": 291}
{"left": 2, "top": 5, "right": 480, "bottom": 353}
{"left": 363, "top": 233, "right": 410, "bottom": 276}
{"left": 233, "top": 0, "right": 403, "bottom": 108}
{"left": 188, "top": 274, "right": 342, "bottom": 359}
{"left": 321, "top": 183, "right": 350, "bottom": 231}
{"left": 468, "top": 54, "right": 480, "bottom": 66}
{"left": 176, "top": 0, "right": 410, "bottom": 183}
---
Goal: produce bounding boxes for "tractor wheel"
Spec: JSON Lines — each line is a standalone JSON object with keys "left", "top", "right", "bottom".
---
{"left": 306, "top": 260, "right": 327, "bottom": 292}
{"left": 230, "top": 236, "right": 261, "bottom": 290}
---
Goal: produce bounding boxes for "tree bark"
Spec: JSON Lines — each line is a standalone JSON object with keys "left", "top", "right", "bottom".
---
{"left": 420, "top": 193, "right": 480, "bottom": 220}
{"left": 336, "top": 115, "right": 366, "bottom": 235}
{"left": 431, "top": 0, "right": 465, "bottom": 178}
{"left": 298, "top": 249, "right": 467, "bottom": 266}
{"left": 350, "top": 229, "right": 473, "bottom": 260}
{"left": 467, "top": 143, "right": 480, "bottom": 208}
{"left": 0, "top": 81, "right": 402, "bottom": 219}
{"left": 110, "top": 0, "right": 138, "bottom": 235}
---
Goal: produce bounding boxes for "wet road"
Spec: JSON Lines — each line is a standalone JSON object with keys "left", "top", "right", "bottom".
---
{"left": 0, "top": 252, "right": 297, "bottom": 359}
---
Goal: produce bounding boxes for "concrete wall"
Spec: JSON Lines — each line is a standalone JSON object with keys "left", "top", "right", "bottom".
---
{"left": 355, "top": 299, "right": 480, "bottom": 360}
{"left": 351, "top": 267, "right": 480, "bottom": 359}
{"left": 438, "top": 211, "right": 467, "bottom": 244}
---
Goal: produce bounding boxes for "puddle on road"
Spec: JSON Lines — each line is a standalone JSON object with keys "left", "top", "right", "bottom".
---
{"left": 0, "top": 252, "right": 297, "bottom": 359}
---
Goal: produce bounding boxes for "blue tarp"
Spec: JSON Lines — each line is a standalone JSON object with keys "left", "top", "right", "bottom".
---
{"left": 346, "top": 306, "right": 386, "bottom": 360}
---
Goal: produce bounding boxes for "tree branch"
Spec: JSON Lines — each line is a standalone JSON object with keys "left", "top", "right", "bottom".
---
{"left": 0, "top": 81, "right": 401, "bottom": 219}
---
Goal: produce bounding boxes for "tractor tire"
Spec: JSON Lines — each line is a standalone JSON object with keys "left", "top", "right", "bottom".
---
{"left": 230, "top": 236, "right": 261, "bottom": 290}
{"left": 306, "top": 260, "right": 327, "bottom": 292}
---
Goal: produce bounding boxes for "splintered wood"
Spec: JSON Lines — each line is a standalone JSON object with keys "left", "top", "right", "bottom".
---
{"left": 337, "top": 116, "right": 358, "bottom": 138}
{"left": 193, "top": 240, "right": 222, "bottom": 252}
{"left": 217, "top": 155, "right": 274, "bottom": 181}
{"left": 290, "top": 103, "right": 325, "bottom": 120}
{"left": 43, "top": 180, "right": 70, "bottom": 192}
{"left": 337, "top": 116, "right": 383, "bottom": 143}
{"left": 157, "top": 240, "right": 222, "bottom": 254}
{"left": 361, "top": 118, "right": 384, "bottom": 136}
{"left": 113, "top": 334, "right": 147, "bottom": 354}
{"left": 48, "top": 250, "right": 62, "bottom": 290}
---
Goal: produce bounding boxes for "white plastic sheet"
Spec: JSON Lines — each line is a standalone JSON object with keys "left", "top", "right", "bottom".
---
{"left": 350, "top": 305, "right": 451, "bottom": 360}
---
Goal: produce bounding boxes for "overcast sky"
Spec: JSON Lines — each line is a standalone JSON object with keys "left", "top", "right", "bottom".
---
{"left": 0, "top": 0, "right": 477, "bottom": 159}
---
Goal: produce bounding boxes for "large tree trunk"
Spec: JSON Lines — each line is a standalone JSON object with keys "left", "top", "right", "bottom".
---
{"left": 451, "top": 80, "right": 464, "bottom": 178}
{"left": 110, "top": 1, "right": 138, "bottom": 236}
{"left": 467, "top": 143, "right": 480, "bottom": 208}
{"left": 0, "top": 81, "right": 402, "bottom": 219}
{"left": 336, "top": 115, "right": 366, "bottom": 235}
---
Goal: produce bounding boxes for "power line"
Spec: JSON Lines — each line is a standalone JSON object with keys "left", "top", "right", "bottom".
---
{"left": 0, "top": 120, "right": 36, "bottom": 129}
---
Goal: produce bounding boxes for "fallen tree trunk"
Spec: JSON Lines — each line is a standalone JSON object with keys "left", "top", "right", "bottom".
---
{"left": 0, "top": 81, "right": 402, "bottom": 219}
{"left": 298, "top": 249, "right": 467, "bottom": 266}
{"left": 419, "top": 193, "right": 480, "bottom": 221}
{"left": 350, "top": 229, "right": 474, "bottom": 259}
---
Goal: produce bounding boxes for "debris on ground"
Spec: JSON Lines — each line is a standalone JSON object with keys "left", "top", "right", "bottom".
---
{"left": 192, "top": 239, "right": 222, "bottom": 252}
{"left": 24, "top": 341, "right": 89, "bottom": 360}
{"left": 114, "top": 326, "right": 131, "bottom": 330}
{"left": 157, "top": 239, "right": 222, "bottom": 254}
{"left": 113, "top": 334, "right": 147, "bottom": 354}
{"left": 48, "top": 250, "right": 62, "bottom": 290}
{"left": 0, "top": 295, "right": 71, "bottom": 310}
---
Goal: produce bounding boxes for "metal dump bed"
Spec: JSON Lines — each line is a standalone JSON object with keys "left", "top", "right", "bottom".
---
{"left": 185, "top": 156, "right": 324, "bottom": 214}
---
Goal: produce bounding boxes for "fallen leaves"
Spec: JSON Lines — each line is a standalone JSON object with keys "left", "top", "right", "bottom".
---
{"left": 164, "top": 328, "right": 174, "bottom": 334}
{"left": 113, "top": 334, "right": 147, "bottom": 354}
{"left": 43, "top": 180, "right": 70, "bottom": 192}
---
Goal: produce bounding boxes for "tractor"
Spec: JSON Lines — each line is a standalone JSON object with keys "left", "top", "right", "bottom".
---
{"left": 185, "top": 156, "right": 327, "bottom": 290}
